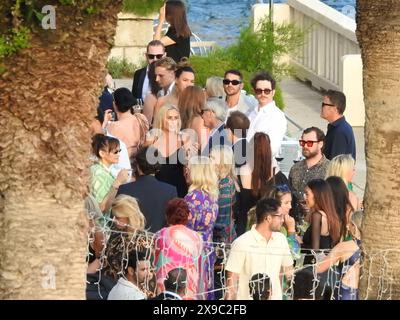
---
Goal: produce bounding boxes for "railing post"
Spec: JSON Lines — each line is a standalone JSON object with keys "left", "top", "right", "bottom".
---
{"left": 340, "top": 54, "right": 365, "bottom": 126}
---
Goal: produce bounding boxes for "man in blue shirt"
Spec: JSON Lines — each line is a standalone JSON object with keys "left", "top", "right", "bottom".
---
{"left": 320, "top": 90, "right": 356, "bottom": 160}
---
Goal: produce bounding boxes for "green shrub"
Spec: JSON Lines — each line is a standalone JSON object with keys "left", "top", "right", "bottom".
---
{"left": 189, "top": 16, "right": 305, "bottom": 110}
{"left": 107, "top": 57, "right": 142, "bottom": 79}
{"left": 122, "top": 0, "right": 164, "bottom": 16}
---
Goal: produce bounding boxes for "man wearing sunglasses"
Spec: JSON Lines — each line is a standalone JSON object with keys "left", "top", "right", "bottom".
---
{"left": 223, "top": 69, "right": 257, "bottom": 116}
{"left": 320, "top": 90, "right": 356, "bottom": 160}
{"left": 132, "top": 40, "right": 166, "bottom": 101}
{"left": 289, "top": 127, "right": 330, "bottom": 219}
{"left": 246, "top": 72, "right": 287, "bottom": 164}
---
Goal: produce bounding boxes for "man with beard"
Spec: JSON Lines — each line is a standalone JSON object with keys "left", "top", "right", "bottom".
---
{"left": 225, "top": 198, "right": 294, "bottom": 300}
{"left": 223, "top": 69, "right": 257, "bottom": 117}
{"left": 288, "top": 127, "right": 330, "bottom": 217}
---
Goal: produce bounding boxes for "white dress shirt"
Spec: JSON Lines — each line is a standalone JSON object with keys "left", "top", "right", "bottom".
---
{"left": 246, "top": 100, "right": 287, "bottom": 158}
{"left": 141, "top": 66, "right": 150, "bottom": 101}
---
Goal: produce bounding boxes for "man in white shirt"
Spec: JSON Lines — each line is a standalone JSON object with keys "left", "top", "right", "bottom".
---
{"left": 247, "top": 72, "right": 287, "bottom": 160}
{"left": 223, "top": 69, "right": 257, "bottom": 117}
{"left": 108, "top": 250, "right": 151, "bottom": 300}
{"left": 225, "top": 198, "right": 294, "bottom": 300}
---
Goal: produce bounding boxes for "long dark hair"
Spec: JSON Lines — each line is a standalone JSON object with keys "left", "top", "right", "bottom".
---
{"left": 307, "top": 179, "right": 341, "bottom": 245}
{"left": 250, "top": 133, "right": 273, "bottom": 198}
{"left": 326, "top": 176, "right": 354, "bottom": 238}
{"left": 166, "top": 0, "right": 191, "bottom": 38}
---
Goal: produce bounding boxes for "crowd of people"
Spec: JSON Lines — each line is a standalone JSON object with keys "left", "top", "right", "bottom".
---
{"left": 85, "top": 0, "right": 363, "bottom": 301}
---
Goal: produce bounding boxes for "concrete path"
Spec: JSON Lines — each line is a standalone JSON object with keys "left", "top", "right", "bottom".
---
{"left": 114, "top": 77, "right": 366, "bottom": 199}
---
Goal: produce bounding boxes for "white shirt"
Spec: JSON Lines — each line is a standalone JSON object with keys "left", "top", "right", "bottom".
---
{"left": 226, "top": 91, "right": 257, "bottom": 117}
{"left": 225, "top": 225, "right": 293, "bottom": 300}
{"left": 246, "top": 100, "right": 287, "bottom": 158}
{"left": 107, "top": 278, "right": 146, "bottom": 300}
{"left": 141, "top": 66, "right": 150, "bottom": 101}
{"left": 105, "top": 132, "right": 132, "bottom": 180}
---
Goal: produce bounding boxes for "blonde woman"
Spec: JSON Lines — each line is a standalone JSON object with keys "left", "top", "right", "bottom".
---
{"left": 102, "top": 195, "right": 156, "bottom": 297}
{"left": 184, "top": 156, "right": 219, "bottom": 300}
{"left": 210, "top": 146, "right": 238, "bottom": 245}
{"left": 151, "top": 104, "right": 196, "bottom": 197}
{"left": 326, "top": 154, "right": 361, "bottom": 210}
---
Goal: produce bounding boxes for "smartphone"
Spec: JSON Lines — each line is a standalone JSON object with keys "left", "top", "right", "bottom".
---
{"left": 111, "top": 112, "right": 116, "bottom": 121}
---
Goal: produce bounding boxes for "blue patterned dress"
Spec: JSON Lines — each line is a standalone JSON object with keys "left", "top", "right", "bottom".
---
{"left": 213, "top": 177, "right": 237, "bottom": 245}
{"left": 185, "top": 189, "right": 219, "bottom": 300}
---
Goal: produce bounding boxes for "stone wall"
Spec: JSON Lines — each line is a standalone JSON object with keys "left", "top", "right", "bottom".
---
{"left": 109, "top": 12, "right": 157, "bottom": 67}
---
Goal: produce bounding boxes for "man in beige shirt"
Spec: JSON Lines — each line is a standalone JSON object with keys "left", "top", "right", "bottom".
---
{"left": 225, "top": 198, "right": 294, "bottom": 300}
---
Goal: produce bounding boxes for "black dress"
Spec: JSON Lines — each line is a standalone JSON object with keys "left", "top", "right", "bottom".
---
{"left": 165, "top": 27, "right": 190, "bottom": 63}
{"left": 155, "top": 148, "right": 188, "bottom": 198}
{"left": 237, "top": 170, "right": 290, "bottom": 236}
{"left": 301, "top": 211, "right": 333, "bottom": 265}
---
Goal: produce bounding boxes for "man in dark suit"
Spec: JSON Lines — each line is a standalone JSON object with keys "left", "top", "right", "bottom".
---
{"left": 201, "top": 97, "right": 230, "bottom": 156}
{"left": 151, "top": 268, "right": 187, "bottom": 300}
{"left": 132, "top": 40, "right": 166, "bottom": 101}
{"left": 225, "top": 111, "right": 250, "bottom": 168}
{"left": 117, "top": 146, "right": 177, "bottom": 233}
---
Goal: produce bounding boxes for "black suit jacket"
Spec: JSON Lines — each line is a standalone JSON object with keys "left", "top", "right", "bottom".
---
{"left": 117, "top": 175, "right": 177, "bottom": 233}
{"left": 132, "top": 66, "right": 147, "bottom": 100}
{"left": 232, "top": 138, "right": 249, "bottom": 168}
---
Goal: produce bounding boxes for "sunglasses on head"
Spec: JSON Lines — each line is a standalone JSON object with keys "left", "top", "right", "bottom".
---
{"left": 299, "top": 140, "right": 320, "bottom": 147}
{"left": 254, "top": 88, "right": 273, "bottom": 95}
{"left": 223, "top": 79, "right": 242, "bottom": 86}
{"left": 147, "top": 54, "right": 164, "bottom": 60}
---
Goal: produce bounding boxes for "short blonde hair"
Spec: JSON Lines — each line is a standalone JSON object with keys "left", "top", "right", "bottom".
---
{"left": 111, "top": 195, "right": 146, "bottom": 230}
{"left": 210, "top": 145, "right": 237, "bottom": 181}
{"left": 188, "top": 156, "right": 219, "bottom": 200}
{"left": 206, "top": 76, "right": 225, "bottom": 99}
{"left": 153, "top": 104, "right": 182, "bottom": 132}
{"left": 326, "top": 154, "right": 355, "bottom": 185}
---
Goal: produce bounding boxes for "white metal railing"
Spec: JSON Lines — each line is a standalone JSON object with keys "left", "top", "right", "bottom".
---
{"left": 287, "top": 0, "right": 360, "bottom": 90}
{"left": 252, "top": 0, "right": 364, "bottom": 126}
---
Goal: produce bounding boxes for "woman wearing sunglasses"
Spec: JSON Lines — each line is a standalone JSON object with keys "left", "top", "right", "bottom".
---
{"left": 90, "top": 134, "right": 129, "bottom": 217}
{"left": 154, "top": 1, "right": 191, "bottom": 63}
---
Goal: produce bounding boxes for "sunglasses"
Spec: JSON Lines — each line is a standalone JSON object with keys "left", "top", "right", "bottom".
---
{"left": 112, "top": 149, "right": 122, "bottom": 154}
{"left": 147, "top": 54, "right": 164, "bottom": 60}
{"left": 223, "top": 79, "right": 242, "bottom": 86}
{"left": 321, "top": 102, "right": 335, "bottom": 107}
{"left": 254, "top": 88, "right": 273, "bottom": 95}
{"left": 299, "top": 140, "right": 320, "bottom": 147}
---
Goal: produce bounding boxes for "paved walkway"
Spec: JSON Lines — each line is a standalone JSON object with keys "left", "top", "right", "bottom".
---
{"left": 114, "top": 77, "right": 366, "bottom": 199}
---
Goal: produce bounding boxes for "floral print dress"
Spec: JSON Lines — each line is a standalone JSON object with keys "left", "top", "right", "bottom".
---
{"left": 185, "top": 189, "right": 219, "bottom": 300}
